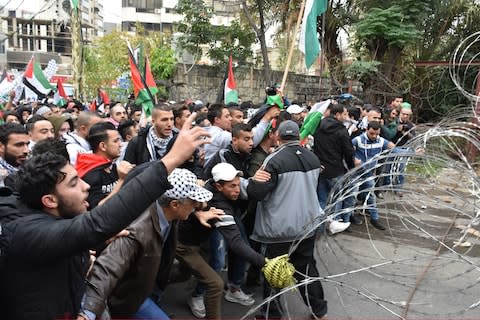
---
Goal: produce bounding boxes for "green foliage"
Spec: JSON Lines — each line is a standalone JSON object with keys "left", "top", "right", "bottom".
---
{"left": 83, "top": 31, "right": 130, "bottom": 98}
{"left": 208, "top": 20, "right": 256, "bottom": 64}
{"left": 175, "top": 0, "right": 255, "bottom": 64}
{"left": 355, "top": 6, "right": 420, "bottom": 56}
{"left": 82, "top": 28, "right": 176, "bottom": 99}
{"left": 344, "top": 60, "right": 381, "bottom": 82}
{"left": 269, "top": 0, "right": 480, "bottom": 120}
{"left": 150, "top": 45, "right": 177, "bottom": 80}
{"left": 175, "top": 0, "right": 214, "bottom": 57}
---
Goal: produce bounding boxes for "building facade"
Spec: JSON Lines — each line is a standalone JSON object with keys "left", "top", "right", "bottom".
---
{"left": 0, "top": 0, "right": 104, "bottom": 72}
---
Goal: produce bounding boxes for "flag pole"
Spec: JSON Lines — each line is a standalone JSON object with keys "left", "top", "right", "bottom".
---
{"left": 319, "top": 9, "right": 326, "bottom": 100}
{"left": 280, "top": 0, "right": 306, "bottom": 93}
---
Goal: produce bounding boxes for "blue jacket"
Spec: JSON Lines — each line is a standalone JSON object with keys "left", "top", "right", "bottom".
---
{"left": 352, "top": 132, "right": 390, "bottom": 172}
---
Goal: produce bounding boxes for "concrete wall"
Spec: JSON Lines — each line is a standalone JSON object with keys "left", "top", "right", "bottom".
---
{"left": 172, "top": 64, "right": 335, "bottom": 105}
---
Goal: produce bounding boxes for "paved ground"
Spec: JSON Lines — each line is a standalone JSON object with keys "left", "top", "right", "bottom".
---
{"left": 161, "top": 169, "right": 480, "bottom": 319}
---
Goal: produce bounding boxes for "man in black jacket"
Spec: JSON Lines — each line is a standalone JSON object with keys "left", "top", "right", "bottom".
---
{"left": 201, "top": 123, "right": 254, "bottom": 303}
{"left": 203, "top": 122, "right": 254, "bottom": 179}
{"left": 124, "top": 103, "right": 203, "bottom": 177}
{"left": 124, "top": 103, "right": 175, "bottom": 165}
{"left": 313, "top": 103, "right": 360, "bottom": 228}
{"left": 0, "top": 113, "right": 210, "bottom": 320}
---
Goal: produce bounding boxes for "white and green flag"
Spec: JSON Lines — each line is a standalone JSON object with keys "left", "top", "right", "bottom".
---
{"left": 224, "top": 55, "right": 238, "bottom": 105}
{"left": 22, "top": 56, "right": 55, "bottom": 99}
{"left": 299, "top": 0, "right": 328, "bottom": 69}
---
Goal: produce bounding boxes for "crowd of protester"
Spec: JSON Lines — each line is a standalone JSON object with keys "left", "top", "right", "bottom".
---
{"left": 0, "top": 86, "right": 417, "bottom": 319}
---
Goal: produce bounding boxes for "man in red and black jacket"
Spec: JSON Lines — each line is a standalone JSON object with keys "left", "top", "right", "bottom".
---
{"left": 76, "top": 122, "right": 133, "bottom": 209}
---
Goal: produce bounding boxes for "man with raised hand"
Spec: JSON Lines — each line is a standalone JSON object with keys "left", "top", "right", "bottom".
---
{"left": 0, "top": 113, "right": 210, "bottom": 320}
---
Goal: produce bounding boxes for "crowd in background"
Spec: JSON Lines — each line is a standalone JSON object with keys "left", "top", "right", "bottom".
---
{"left": 0, "top": 85, "right": 417, "bottom": 320}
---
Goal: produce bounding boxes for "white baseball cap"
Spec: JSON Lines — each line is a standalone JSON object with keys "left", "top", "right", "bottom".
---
{"left": 286, "top": 104, "right": 304, "bottom": 114}
{"left": 211, "top": 163, "right": 243, "bottom": 182}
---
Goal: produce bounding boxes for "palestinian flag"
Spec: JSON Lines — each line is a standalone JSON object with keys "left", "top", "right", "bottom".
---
{"left": 23, "top": 56, "right": 55, "bottom": 99}
{"left": 89, "top": 89, "right": 110, "bottom": 111}
{"left": 299, "top": 99, "right": 331, "bottom": 145}
{"left": 127, "top": 42, "right": 156, "bottom": 117}
{"left": 53, "top": 78, "right": 68, "bottom": 107}
{"left": 299, "top": 0, "right": 328, "bottom": 69}
{"left": 224, "top": 55, "right": 238, "bottom": 105}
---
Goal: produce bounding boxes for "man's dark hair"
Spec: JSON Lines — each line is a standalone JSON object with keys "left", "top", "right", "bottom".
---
{"left": 367, "top": 120, "right": 382, "bottom": 130}
{"left": 348, "top": 106, "right": 361, "bottom": 121}
{"left": 3, "top": 110, "right": 20, "bottom": 122}
{"left": 369, "top": 106, "right": 382, "bottom": 114}
{"left": 207, "top": 103, "right": 226, "bottom": 124}
{"left": 228, "top": 106, "right": 242, "bottom": 114}
{"left": 72, "top": 99, "right": 84, "bottom": 110}
{"left": 328, "top": 103, "right": 346, "bottom": 116}
{"left": 87, "top": 122, "right": 116, "bottom": 153}
{"left": 363, "top": 104, "right": 373, "bottom": 112}
{"left": 109, "top": 101, "right": 123, "bottom": 109}
{"left": 389, "top": 95, "right": 403, "bottom": 103}
{"left": 16, "top": 105, "right": 32, "bottom": 117}
{"left": 117, "top": 119, "right": 135, "bottom": 141}
{"left": 153, "top": 103, "right": 173, "bottom": 113}
{"left": 173, "top": 104, "right": 189, "bottom": 122}
{"left": 227, "top": 102, "right": 239, "bottom": 107}
{"left": 277, "top": 110, "right": 292, "bottom": 123}
{"left": 32, "top": 138, "right": 69, "bottom": 160}
{"left": 129, "top": 104, "right": 141, "bottom": 118}
{"left": 239, "top": 101, "right": 253, "bottom": 110}
{"left": 16, "top": 152, "right": 68, "bottom": 210}
{"left": 194, "top": 112, "right": 209, "bottom": 127}
{"left": 25, "top": 114, "right": 48, "bottom": 132}
{"left": 232, "top": 123, "right": 252, "bottom": 138}
{"left": 0, "top": 123, "right": 28, "bottom": 145}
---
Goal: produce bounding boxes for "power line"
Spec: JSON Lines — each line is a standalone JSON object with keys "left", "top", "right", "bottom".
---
{"left": 13, "top": 0, "right": 25, "bottom": 12}
{"left": 0, "top": 0, "right": 14, "bottom": 12}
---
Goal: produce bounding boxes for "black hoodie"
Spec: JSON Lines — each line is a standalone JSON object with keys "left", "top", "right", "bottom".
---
{"left": 0, "top": 161, "right": 172, "bottom": 320}
{"left": 177, "top": 180, "right": 265, "bottom": 267}
{"left": 313, "top": 116, "right": 355, "bottom": 178}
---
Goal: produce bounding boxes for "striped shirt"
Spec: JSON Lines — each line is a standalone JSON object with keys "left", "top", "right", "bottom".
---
{"left": 352, "top": 132, "right": 390, "bottom": 170}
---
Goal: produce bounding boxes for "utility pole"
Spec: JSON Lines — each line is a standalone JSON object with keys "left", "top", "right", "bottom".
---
{"left": 71, "top": 1, "right": 82, "bottom": 99}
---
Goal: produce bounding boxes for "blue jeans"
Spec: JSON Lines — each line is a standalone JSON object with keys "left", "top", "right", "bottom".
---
{"left": 209, "top": 229, "right": 226, "bottom": 272}
{"left": 357, "top": 174, "right": 379, "bottom": 220}
{"left": 196, "top": 217, "right": 249, "bottom": 293}
{"left": 133, "top": 297, "right": 169, "bottom": 320}
{"left": 383, "top": 148, "right": 409, "bottom": 191}
{"left": 317, "top": 175, "right": 353, "bottom": 222}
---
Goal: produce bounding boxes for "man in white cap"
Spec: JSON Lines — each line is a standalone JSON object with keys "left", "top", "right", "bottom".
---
{"left": 80, "top": 168, "right": 224, "bottom": 320}
{"left": 177, "top": 162, "right": 270, "bottom": 319}
{"left": 286, "top": 104, "right": 305, "bottom": 126}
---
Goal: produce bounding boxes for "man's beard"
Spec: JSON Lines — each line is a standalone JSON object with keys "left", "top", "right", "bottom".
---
{"left": 56, "top": 194, "right": 83, "bottom": 219}
{"left": 4, "top": 150, "right": 20, "bottom": 167}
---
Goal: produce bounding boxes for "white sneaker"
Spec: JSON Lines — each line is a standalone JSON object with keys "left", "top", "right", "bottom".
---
{"left": 328, "top": 220, "right": 351, "bottom": 234}
{"left": 224, "top": 288, "right": 255, "bottom": 306}
{"left": 188, "top": 295, "right": 206, "bottom": 318}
